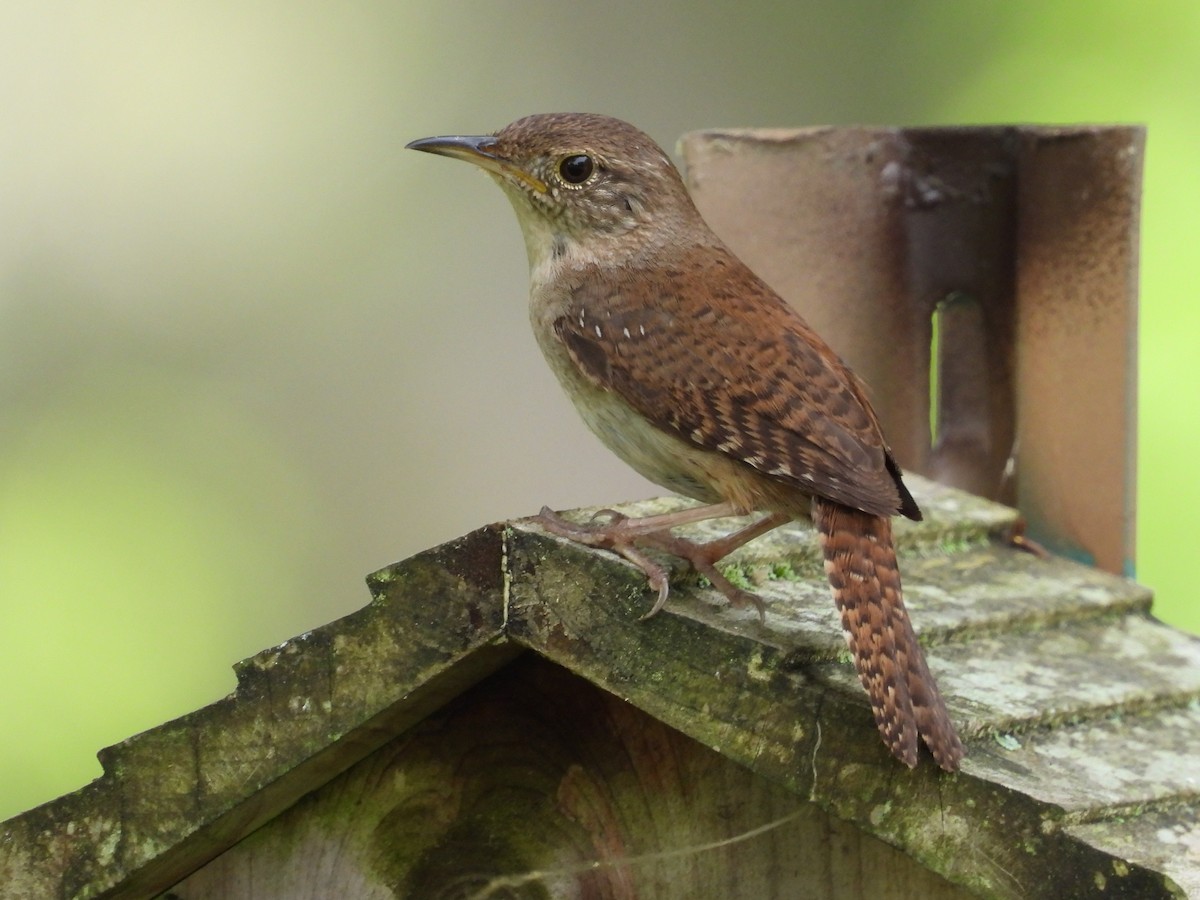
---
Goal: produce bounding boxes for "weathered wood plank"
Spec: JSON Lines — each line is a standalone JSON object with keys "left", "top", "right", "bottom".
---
{"left": 927, "top": 615, "right": 1200, "bottom": 726}
{"left": 0, "top": 527, "right": 513, "bottom": 900}
{"left": 973, "top": 702, "right": 1200, "bottom": 815}
{"left": 166, "top": 655, "right": 974, "bottom": 900}
{"left": 3, "top": 481, "right": 1196, "bottom": 898}
{"left": 501, "top": 491, "right": 1194, "bottom": 898}
{"left": 1066, "top": 810, "right": 1200, "bottom": 898}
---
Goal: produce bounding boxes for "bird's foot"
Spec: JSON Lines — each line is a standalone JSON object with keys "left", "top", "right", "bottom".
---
{"left": 1007, "top": 518, "right": 1051, "bottom": 559}
{"left": 532, "top": 507, "right": 672, "bottom": 613}
{"left": 531, "top": 505, "right": 773, "bottom": 620}
{"left": 635, "top": 529, "right": 766, "bottom": 620}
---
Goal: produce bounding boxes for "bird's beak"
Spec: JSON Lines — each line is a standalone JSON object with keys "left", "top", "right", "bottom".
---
{"left": 405, "top": 134, "right": 548, "bottom": 194}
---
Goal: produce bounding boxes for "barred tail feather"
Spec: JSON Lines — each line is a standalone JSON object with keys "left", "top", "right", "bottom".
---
{"left": 812, "top": 497, "right": 964, "bottom": 771}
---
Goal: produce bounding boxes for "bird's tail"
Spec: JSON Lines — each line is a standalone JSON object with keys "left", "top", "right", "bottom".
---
{"left": 811, "top": 497, "right": 964, "bottom": 771}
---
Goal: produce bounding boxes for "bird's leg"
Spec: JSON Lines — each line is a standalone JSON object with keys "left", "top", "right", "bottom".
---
{"left": 636, "top": 512, "right": 790, "bottom": 617}
{"left": 673, "top": 510, "right": 793, "bottom": 563}
{"left": 533, "top": 503, "right": 739, "bottom": 612}
{"left": 532, "top": 503, "right": 791, "bottom": 618}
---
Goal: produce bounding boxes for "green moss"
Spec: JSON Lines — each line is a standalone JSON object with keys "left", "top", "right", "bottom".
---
{"left": 770, "top": 561, "right": 798, "bottom": 581}
{"left": 719, "top": 564, "right": 754, "bottom": 591}
{"left": 994, "top": 732, "right": 1022, "bottom": 751}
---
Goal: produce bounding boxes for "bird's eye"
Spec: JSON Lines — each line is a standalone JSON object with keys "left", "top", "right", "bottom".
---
{"left": 558, "top": 154, "right": 595, "bottom": 184}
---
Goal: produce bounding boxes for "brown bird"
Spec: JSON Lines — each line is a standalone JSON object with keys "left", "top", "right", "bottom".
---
{"left": 407, "top": 113, "right": 964, "bottom": 772}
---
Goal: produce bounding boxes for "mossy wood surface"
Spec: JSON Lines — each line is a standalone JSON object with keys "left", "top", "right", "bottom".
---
{"left": 1, "top": 477, "right": 1197, "bottom": 898}
{"left": 167, "top": 655, "right": 970, "bottom": 899}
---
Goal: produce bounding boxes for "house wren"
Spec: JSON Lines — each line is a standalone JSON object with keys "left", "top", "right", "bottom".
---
{"left": 407, "top": 113, "right": 964, "bottom": 771}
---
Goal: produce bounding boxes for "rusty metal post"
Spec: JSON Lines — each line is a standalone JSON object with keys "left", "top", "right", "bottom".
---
{"left": 1013, "top": 130, "right": 1142, "bottom": 575}
{"left": 679, "top": 125, "right": 1142, "bottom": 576}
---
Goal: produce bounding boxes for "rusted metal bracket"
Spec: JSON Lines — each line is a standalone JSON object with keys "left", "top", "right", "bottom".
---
{"left": 680, "top": 125, "right": 1143, "bottom": 576}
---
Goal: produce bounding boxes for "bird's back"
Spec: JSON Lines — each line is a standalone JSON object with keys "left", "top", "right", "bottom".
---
{"left": 539, "top": 242, "right": 919, "bottom": 521}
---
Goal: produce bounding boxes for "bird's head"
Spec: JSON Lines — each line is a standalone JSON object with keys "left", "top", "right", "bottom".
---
{"left": 407, "top": 112, "right": 704, "bottom": 270}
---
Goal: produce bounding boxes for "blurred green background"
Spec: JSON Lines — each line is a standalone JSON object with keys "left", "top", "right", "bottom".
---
{"left": 2, "top": 2, "right": 1197, "bottom": 821}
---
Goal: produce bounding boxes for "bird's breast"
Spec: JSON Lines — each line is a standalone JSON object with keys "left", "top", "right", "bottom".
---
{"left": 528, "top": 282, "right": 766, "bottom": 510}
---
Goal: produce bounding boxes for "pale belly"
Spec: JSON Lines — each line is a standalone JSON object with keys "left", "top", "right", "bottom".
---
{"left": 570, "top": 381, "right": 727, "bottom": 504}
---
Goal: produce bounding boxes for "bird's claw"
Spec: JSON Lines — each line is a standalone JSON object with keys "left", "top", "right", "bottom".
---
{"left": 639, "top": 572, "right": 672, "bottom": 620}
{"left": 1007, "top": 518, "right": 1051, "bottom": 559}
{"left": 589, "top": 508, "right": 629, "bottom": 526}
{"left": 531, "top": 505, "right": 769, "bottom": 622}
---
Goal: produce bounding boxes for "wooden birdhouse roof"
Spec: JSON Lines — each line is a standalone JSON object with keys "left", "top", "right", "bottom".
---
{"left": 2, "top": 476, "right": 1198, "bottom": 898}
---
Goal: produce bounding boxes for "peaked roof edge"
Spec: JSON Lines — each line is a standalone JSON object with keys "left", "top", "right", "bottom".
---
{"left": 2, "top": 483, "right": 1195, "bottom": 899}
{"left": 1, "top": 525, "right": 517, "bottom": 900}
